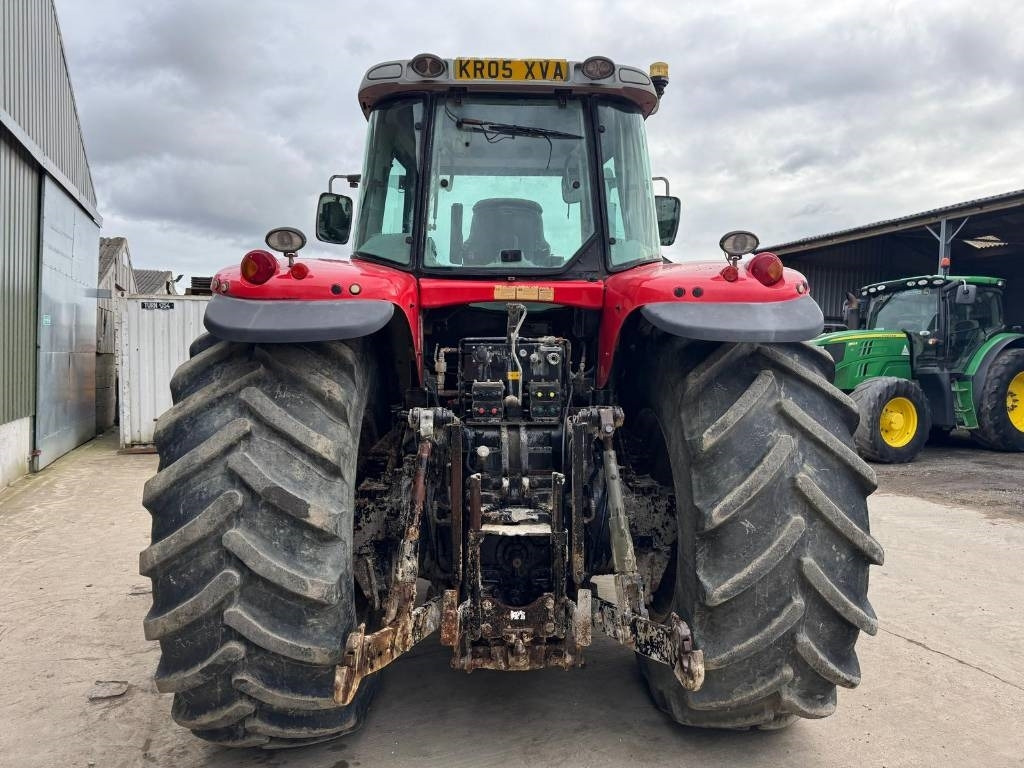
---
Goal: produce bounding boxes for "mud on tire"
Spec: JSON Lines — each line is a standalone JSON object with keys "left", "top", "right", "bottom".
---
{"left": 631, "top": 341, "right": 883, "bottom": 729}
{"left": 140, "top": 334, "right": 376, "bottom": 748}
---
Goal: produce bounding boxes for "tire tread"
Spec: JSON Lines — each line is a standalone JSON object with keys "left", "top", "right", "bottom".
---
{"left": 636, "top": 340, "right": 881, "bottom": 728}
{"left": 141, "top": 334, "right": 376, "bottom": 748}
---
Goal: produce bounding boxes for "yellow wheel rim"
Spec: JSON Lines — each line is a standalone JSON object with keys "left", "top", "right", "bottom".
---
{"left": 879, "top": 396, "right": 918, "bottom": 448}
{"left": 1008, "top": 372, "right": 1024, "bottom": 432}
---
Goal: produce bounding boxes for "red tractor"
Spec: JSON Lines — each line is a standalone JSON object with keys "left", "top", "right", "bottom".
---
{"left": 141, "top": 55, "right": 882, "bottom": 748}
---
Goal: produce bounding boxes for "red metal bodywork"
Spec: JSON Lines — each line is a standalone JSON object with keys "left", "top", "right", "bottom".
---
{"left": 215, "top": 256, "right": 420, "bottom": 351}
{"left": 599, "top": 260, "right": 808, "bottom": 386}
{"left": 213, "top": 255, "right": 810, "bottom": 387}
{"left": 418, "top": 278, "right": 605, "bottom": 310}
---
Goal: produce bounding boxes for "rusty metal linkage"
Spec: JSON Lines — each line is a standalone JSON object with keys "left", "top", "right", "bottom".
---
{"left": 569, "top": 421, "right": 587, "bottom": 586}
{"left": 441, "top": 587, "right": 592, "bottom": 672}
{"left": 445, "top": 507, "right": 590, "bottom": 673}
{"left": 440, "top": 588, "right": 460, "bottom": 647}
{"left": 335, "top": 429, "right": 447, "bottom": 706}
{"left": 594, "top": 599, "right": 704, "bottom": 691}
{"left": 577, "top": 406, "right": 704, "bottom": 691}
{"left": 335, "top": 597, "right": 443, "bottom": 705}
{"left": 574, "top": 587, "right": 592, "bottom": 647}
{"left": 449, "top": 424, "right": 463, "bottom": 584}
{"left": 468, "top": 472, "right": 482, "bottom": 532}
{"left": 577, "top": 406, "right": 644, "bottom": 616}
{"left": 338, "top": 401, "right": 703, "bottom": 698}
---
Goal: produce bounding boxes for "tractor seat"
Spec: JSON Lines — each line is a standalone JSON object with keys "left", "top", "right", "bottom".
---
{"left": 463, "top": 198, "right": 552, "bottom": 266}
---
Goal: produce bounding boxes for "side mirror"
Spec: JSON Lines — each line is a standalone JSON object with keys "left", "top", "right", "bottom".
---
{"left": 316, "top": 193, "right": 353, "bottom": 244}
{"left": 655, "top": 195, "right": 681, "bottom": 246}
{"left": 955, "top": 283, "right": 977, "bottom": 305}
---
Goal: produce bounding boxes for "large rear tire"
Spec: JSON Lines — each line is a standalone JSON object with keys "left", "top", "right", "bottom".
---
{"left": 631, "top": 341, "right": 883, "bottom": 729}
{"left": 849, "top": 377, "right": 931, "bottom": 464}
{"left": 973, "top": 349, "right": 1024, "bottom": 451}
{"left": 140, "top": 334, "right": 377, "bottom": 748}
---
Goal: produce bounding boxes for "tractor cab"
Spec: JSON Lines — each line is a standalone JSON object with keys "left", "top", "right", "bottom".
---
{"left": 825, "top": 275, "right": 1008, "bottom": 384}
{"left": 315, "top": 54, "right": 680, "bottom": 277}
{"left": 861, "top": 276, "right": 1006, "bottom": 367}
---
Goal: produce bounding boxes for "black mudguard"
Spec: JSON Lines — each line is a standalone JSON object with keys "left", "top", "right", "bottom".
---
{"left": 641, "top": 295, "right": 824, "bottom": 343}
{"left": 204, "top": 293, "right": 395, "bottom": 343}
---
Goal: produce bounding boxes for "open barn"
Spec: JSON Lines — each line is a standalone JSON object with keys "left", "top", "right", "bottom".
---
{"left": 767, "top": 190, "right": 1024, "bottom": 330}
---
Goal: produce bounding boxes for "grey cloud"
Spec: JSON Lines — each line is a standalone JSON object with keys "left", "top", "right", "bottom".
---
{"left": 54, "top": 0, "right": 1024, "bottom": 276}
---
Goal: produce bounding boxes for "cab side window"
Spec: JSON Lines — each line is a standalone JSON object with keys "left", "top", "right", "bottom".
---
{"left": 947, "top": 287, "right": 1004, "bottom": 363}
{"left": 353, "top": 99, "right": 424, "bottom": 265}
{"left": 950, "top": 287, "right": 1004, "bottom": 335}
{"left": 974, "top": 288, "right": 1004, "bottom": 333}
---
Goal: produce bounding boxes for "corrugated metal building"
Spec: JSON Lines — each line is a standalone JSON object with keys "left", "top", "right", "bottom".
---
{"left": 767, "top": 190, "right": 1024, "bottom": 328}
{"left": 97, "top": 237, "right": 136, "bottom": 430}
{"left": 133, "top": 268, "right": 180, "bottom": 295}
{"left": 118, "top": 296, "right": 209, "bottom": 449}
{"left": 1, "top": 0, "right": 102, "bottom": 485}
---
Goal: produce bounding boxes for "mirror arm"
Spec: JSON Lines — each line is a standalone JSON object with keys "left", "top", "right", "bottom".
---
{"left": 328, "top": 174, "right": 362, "bottom": 194}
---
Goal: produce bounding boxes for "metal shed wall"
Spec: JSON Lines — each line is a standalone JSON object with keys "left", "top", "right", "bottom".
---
{"left": 118, "top": 296, "right": 210, "bottom": 448}
{"left": 0, "top": 0, "right": 97, "bottom": 215}
{"left": 788, "top": 241, "right": 889, "bottom": 323}
{"left": 0, "top": 131, "right": 39, "bottom": 425}
{"left": 33, "top": 176, "right": 99, "bottom": 470}
{"left": 0, "top": 0, "right": 102, "bottom": 484}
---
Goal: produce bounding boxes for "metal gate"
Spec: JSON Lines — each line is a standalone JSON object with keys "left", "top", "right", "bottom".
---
{"left": 33, "top": 177, "right": 100, "bottom": 471}
{"left": 118, "top": 295, "right": 209, "bottom": 448}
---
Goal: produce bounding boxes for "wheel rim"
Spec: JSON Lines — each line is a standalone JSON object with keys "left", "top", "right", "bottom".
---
{"left": 1007, "top": 372, "right": 1024, "bottom": 432}
{"left": 879, "top": 396, "right": 918, "bottom": 448}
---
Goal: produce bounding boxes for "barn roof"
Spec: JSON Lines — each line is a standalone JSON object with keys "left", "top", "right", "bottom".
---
{"left": 767, "top": 189, "right": 1024, "bottom": 255}
{"left": 133, "top": 269, "right": 177, "bottom": 295}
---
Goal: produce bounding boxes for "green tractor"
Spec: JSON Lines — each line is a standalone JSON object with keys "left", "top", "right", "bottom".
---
{"left": 815, "top": 274, "right": 1024, "bottom": 462}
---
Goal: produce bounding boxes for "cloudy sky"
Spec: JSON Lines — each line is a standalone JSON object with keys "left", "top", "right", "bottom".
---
{"left": 55, "top": 0, "right": 1024, "bottom": 279}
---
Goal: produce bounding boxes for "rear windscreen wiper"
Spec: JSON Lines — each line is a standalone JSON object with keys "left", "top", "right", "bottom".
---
{"left": 444, "top": 106, "right": 581, "bottom": 167}
{"left": 455, "top": 117, "right": 582, "bottom": 140}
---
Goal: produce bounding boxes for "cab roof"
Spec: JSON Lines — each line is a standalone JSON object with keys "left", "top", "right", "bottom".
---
{"left": 358, "top": 56, "right": 662, "bottom": 118}
{"left": 858, "top": 274, "right": 1007, "bottom": 298}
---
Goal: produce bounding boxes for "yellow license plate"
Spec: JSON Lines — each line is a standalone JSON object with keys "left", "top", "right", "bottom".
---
{"left": 455, "top": 58, "right": 570, "bottom": 82}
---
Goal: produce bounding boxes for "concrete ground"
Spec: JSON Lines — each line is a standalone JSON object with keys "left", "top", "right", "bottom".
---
{"left": 0, "top": 433, "right": 1022, "bottom": 768}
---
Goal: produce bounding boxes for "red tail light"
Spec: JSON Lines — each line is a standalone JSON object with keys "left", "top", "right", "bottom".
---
{"left": 240, "top": 249, "right": 278, "bottom": 285}
{"left": 719, "top": 265, "right": 739, "bottom": 282}
{"left": 290, "top": 261, "right": 310, "bottom": 280}
{"left": 747, "top": 252, "right": 784, "bottom": 286}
